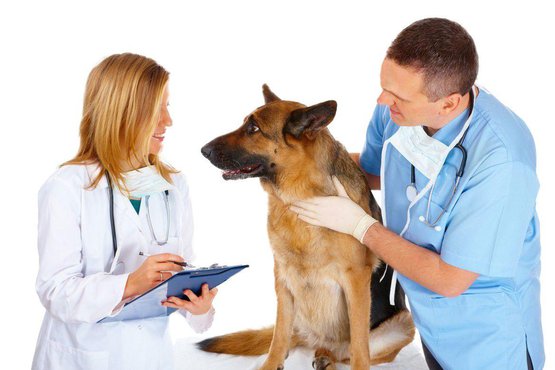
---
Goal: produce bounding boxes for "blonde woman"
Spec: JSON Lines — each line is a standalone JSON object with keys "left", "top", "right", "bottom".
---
{"left": 32, "top": 53, "right": 217, "bottom": 370}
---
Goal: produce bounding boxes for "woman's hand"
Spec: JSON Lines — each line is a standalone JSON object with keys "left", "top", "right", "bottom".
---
{"left": 162, "top": 283, "right": 218, "bottom": 315}
{"left": 123, "top": 253, "right": 185, "bottom": 299}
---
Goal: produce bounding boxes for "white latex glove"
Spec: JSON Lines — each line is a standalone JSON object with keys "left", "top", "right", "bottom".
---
{"left": 290, "top": 176, "right": 378, "bottom": 243}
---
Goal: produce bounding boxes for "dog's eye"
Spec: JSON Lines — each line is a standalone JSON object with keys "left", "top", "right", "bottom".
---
{"left": 246, "top": 123, "right": 260, "bottom": 135}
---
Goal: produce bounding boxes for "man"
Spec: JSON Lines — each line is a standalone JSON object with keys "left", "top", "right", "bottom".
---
{"left": 291, "top": 18, "right": 544, "bottom": 369}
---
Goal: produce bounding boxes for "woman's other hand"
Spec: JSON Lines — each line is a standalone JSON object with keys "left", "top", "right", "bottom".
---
{"left": 162, "top": 283, "right": 218, "bottom": 315}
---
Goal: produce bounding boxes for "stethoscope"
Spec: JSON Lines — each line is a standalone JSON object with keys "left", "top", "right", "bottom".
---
{"left": 405, "top": 89, "right": 473, "bottom": 230}
{"left": 106, "top": 174, "right": 170, "bottom": 255}
{"left": 385, "top": 89, "right": 475, "bottom": 305}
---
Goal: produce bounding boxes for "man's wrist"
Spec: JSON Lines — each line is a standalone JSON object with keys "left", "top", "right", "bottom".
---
{"left": 360, "top": 220, "right": 381, "bottom": 248}
{"left": 353, "top": 214, "right": 378, "bottom": 243}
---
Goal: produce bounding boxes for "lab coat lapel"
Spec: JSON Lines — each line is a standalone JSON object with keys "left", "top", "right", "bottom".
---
{"left": 112, "top": 188, "right": 145, "bottom": 238}
{"left": 107, "top": 189, "right": 149, "bottom": 274}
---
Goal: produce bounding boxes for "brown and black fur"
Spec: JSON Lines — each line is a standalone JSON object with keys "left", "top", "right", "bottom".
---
{"left": 200, "top": 85, "right": 415, "bottom": 370}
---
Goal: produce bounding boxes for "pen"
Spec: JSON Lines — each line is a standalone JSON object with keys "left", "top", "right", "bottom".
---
{"left": 138, "top": 251, "right": 188, "bottom": 267}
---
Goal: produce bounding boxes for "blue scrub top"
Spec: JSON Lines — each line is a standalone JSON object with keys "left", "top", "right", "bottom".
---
{"left": 360, "top": 88, "right": 544, "bottom": 369}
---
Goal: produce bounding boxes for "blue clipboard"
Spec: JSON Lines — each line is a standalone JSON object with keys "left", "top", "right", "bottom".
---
{"left": 98, "top": 264, "right": 248, "bottom": 323}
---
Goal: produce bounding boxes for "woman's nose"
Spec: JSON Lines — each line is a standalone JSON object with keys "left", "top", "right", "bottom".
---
{"left": 160, "top": 108, "right": 172, "bottom": 127}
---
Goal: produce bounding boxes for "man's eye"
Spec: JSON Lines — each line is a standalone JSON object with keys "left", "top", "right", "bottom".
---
{"left": 247, "top": 123, "right": 260, "bottom": 134}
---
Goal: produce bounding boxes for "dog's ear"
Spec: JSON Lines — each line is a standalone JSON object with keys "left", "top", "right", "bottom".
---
{"left": 285, "top": 100, "right": 337, "bottom": 140}
{"left": 262, "top": 84, "right": 281, "bottom": 103}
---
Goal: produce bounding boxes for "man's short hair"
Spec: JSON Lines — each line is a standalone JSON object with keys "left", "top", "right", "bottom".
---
{"left": 386, "top": 18, "right": 479, "bottom": 102}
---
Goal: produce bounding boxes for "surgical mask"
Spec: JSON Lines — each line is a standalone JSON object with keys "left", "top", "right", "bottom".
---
{"left": 123, "top": 165, "right": 173, "bottom": 198}
{"left": 388, "top": 125, "right": 449, "bottom": 181}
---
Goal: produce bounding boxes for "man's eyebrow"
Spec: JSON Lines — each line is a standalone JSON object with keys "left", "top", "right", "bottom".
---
{"left": 383, "top": 88, "right": 409, "bottom": 102}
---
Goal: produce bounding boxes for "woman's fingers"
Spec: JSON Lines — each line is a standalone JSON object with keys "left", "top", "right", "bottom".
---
{"left": 155, "top": 261, "right": 185, "bottom": 272}
{"left": 162, "top": 296, "right": 193, "bottom": 310}
{"left": 150, "top": 253, "right": 185, "bottom": 264}
{"left": 183, "top": 289, "right": 199, "bottom": 303}
{"left": 159, "top": 271, "right": 172, "bottom": 282}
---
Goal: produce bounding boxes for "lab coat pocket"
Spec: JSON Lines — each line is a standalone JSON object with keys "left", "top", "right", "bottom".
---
{"left": 44, "top": 339, "right": 109, "bottom": 370}
{"left": 406, "top": 200, "right": 450, "bottom": 252}
{"left": 430, "top": 291, "right": 523, "bottom": 367}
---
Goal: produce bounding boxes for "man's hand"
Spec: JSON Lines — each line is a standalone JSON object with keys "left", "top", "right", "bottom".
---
{"left": 290, "top": 176, "right": 377, "bottom": 242}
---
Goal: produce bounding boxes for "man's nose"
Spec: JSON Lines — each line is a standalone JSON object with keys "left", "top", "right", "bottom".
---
{"left": 377, "top": 90, "right": 392, "bottom": 106}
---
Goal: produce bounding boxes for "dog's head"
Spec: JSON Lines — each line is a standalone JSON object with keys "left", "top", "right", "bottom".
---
{"left": 201, "top": 84, "right": 337, "bottom": 183}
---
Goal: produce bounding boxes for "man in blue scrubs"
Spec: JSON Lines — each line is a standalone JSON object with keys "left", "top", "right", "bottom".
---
{"left": 291, "top": 18, "right": 544, "bottom": 369}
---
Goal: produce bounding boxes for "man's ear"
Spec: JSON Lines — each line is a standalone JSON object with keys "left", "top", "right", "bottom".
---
{"left": 262, "top": 84, "right": 280, "bottom": 103}
{"left": 440, "top": 93, "right": 463, "bottom": 115}
{"left": 285, "top": 100, "right": 337, "bottom": 140}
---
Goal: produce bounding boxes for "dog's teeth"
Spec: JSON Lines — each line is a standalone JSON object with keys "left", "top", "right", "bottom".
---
{"left": 221, "top": 164, "right": 262, "bottom": 180}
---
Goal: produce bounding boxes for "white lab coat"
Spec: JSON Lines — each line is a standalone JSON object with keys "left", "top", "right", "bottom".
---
{"left": 32, "top": 164, "right": 214, "bottom": 370}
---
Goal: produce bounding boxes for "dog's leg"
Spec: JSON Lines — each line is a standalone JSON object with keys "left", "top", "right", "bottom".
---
{"left": 369, "top": 310, "right": 415, "bottom": 366}
{"left": 259, "top": 261, "right": 295, "bottom": 370}
{"left": 342, "top": 266, "right": 372, "bottom": 370}
{"left": 312, "top": 348, "right": 337, "bottom": 370}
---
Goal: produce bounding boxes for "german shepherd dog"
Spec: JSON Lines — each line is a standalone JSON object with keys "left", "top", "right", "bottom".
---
{"left": 200, "top": 85, "right": 415, "bottom": 370}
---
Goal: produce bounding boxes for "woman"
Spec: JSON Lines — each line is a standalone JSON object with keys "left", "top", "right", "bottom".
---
{"left": 32, "top": 53, "right": 217, "bottom": 369}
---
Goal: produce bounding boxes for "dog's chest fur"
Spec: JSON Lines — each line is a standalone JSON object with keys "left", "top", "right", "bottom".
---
{"left": 265, "top": 196, "right": 370, "bottom": 345}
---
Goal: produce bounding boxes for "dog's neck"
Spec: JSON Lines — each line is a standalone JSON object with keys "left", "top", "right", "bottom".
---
{"left": 262, "top": 132, "right": 341, "bottom": 204}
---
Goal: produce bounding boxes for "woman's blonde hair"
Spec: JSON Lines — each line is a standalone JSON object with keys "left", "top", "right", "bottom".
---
{"left": 64, "top": 52, "right": 177, "bottom": 190}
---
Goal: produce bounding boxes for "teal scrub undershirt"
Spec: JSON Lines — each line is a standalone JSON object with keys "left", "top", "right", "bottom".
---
{"left": 129, "top": 198, "right": 141, "bottom": 214}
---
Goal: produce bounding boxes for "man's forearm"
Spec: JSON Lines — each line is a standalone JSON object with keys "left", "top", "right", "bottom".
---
{"left": 363, "top": 223, "right": 478, "bottom": 297}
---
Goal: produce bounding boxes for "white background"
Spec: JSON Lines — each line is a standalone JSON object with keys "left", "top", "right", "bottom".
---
{"left": 1, "top": 0, "right": 553, "bottom": 368}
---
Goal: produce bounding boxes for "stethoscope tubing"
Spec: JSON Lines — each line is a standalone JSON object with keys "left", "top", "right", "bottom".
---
{"left": 145, "top": 191, "right": 170, "bottom": 246}
{"left": 107, "top": 175, "right": 118, "bottom": 255}
{"left": 106, "top": 174, "right": 170, "bottom": 255}
{"left": 407, "top": 89, "right": 474, "bottom": 228}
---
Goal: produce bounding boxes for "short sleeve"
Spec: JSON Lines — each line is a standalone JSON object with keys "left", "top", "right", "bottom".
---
{"left": 441, "top": 161, "right": 539, "bottom": 277}
{"left": 360, "top": 105, "right": 387, "bottom": 176}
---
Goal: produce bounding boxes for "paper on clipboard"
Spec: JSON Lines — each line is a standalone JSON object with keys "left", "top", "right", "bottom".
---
{"left": 98, "top": 264, "right": 249, "bottom": 323}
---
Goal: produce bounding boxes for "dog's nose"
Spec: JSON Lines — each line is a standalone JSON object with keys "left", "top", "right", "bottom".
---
{"left": 201, "top": 144, "right": 212, "bottom": 159}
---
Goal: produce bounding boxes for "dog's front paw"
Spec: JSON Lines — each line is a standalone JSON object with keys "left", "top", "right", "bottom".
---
{"left": 258, "top": 363, "right": 284, "bottom": 370}
{"left": 312, "top": 356, "right": 335, "bottom": 370}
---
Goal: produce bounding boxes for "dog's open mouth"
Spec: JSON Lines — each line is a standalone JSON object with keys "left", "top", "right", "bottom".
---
{"left": 222, "top": 164, "right": 264, "bottom": 180}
